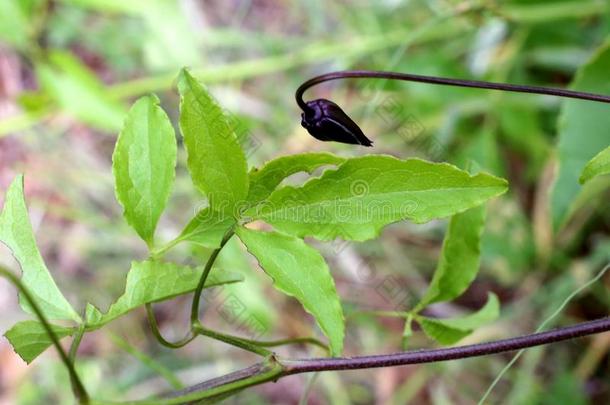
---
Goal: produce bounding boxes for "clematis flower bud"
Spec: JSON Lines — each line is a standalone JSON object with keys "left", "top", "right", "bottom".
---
{"left": 300, "top": 98, "right": 373, "bottom": 146}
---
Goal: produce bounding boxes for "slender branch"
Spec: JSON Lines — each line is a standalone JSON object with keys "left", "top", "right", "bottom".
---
{"left": 149, "top": 236, "right": 183, "bottom": 259}
{"left": 190, "top": 228, "right": 235, "bottom": 327}
{"left": 192, "top": 323, "right": 271, "bottom": 356}
{"left": 192, "top": 323, "right": 328, "bottom": 355}
{"left": 145, "top": 303, "right": 196, "bottom": 349}
{"left": 252, "top": 336, "right": 328, "bottom": 353}
{"left": 148, "top": 227, "right": 324, "bottom": 357}
{"left": 295, "top": 70, "right": 610, "bottom": 113}
{"left": 0, "top": 266, "right": 90, "bottom": 404}
{"left": 68, "top": 322, "right": 86, "bottom": 363}
{"left": 166, "top": 316, "right": 610, "bottom": 402}
{"left": 349, "top": 310, "right": 409, "bottom": 319}
{"left": 68, "top": 320, "right": 87, "bottom": 396}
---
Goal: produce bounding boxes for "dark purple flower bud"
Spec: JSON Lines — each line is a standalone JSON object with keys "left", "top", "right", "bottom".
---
{"left": 301, "top": 99, "right": 373, "bottom": 147}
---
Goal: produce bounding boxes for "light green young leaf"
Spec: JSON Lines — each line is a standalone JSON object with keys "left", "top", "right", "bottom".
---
{"left": 551, "top": 41, "right": 610, "bottom": 229}
{"left": 4, "top": 320, "right": 74, "bottom": 364}
{"left": 415, "top": 204, "right": 487, "bottom": 310}
{"left": 580, "top": 145, "right": 610, "bottom": 184}
{"left": 112, "top": 95, "right": 177, "bottom": 246}
{"left": 177, "top": 69, "right": 249, "bottom": 213}
{"left": 36, "top": 51, "right": 126, "bottom": 131}
{"left": 236, "top": 227, "right": 344, "bottom": 356}
{"left": 418, "top": 293, "right": 499, "bottom": 345}
{"left": 247, "top": 156, "right": 507, "bottom": 241}
{"left": 84, "top": 302, "right": 104, "bottom": 325}
{"left": 0, "top": 176, "right": 79, "bottom": 321}
{"left": 247, "top": 152, "right": 346, "bottom": 205}
{"left": 177, "top": 207, "right": 235, "bottom": 249}
{"left": 95, "top": 260, "right": 243, "bottom": 327}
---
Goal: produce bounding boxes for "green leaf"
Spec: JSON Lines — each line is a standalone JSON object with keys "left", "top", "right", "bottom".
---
{"left": 216, "top": 237, "right": 278, "bottom": 331}
{"left": 36, "top": 51, "right": 126, "bottom": 131}
{"left": 551, "top": 41, "right": 610, "bottom": 229}
{"left": 247, "top": 152, "right": 346, "bottom": 205}
{"left": 95, "top": 260, "right": 243, "bottom": 327}
{"left": 580, "top": 145, "right": 610, "bottom": 184}
{"left": 84, "top": 303, "right": 104, "bottom": 325}
{"left": 177, "top": 69, "right": 249, "bottom": 214}
{"left": 177, "top": 207, "right": 235, "bottom": 249}
{"left": 415, "top": 204, "right": 487, "bottom": 310}
{"left": 418, "top": 317, "right": 470, "bottom": 345}
{"left": 112, "top": 94, "right": 177, "bottom": 246}
{"left": 4, "top": 320, "right": 74, "bottom": 364}
{"left": 247, "top": 156, "right": 507, "bottom": 241}
{"left": 418, "top": 293, "right": 500, "bottom": 345}
{"left": 0, "top": 176, "right": 79, "bottom": 322}
{"left": 236, "top": 227, "right": 344, "bottom": 356}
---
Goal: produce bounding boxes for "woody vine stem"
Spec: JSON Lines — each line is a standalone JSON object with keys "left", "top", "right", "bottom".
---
{"left": 3, "top": 71, "right": 610, "bottom": 404}
{"left": 165, "top": 71, "right": 610, "bottom": 401}
{"left": 181, "top": 70, "right": 609, "bottom": 398}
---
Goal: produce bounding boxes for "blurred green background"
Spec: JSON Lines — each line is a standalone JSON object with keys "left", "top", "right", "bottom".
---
{"left": 0, "top": 0, "right": 609, "bottom": 403}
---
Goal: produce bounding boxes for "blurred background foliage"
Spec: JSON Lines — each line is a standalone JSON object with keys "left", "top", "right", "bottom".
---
{"left": 0, "top": 0, "right": 609, "bottom": 403}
